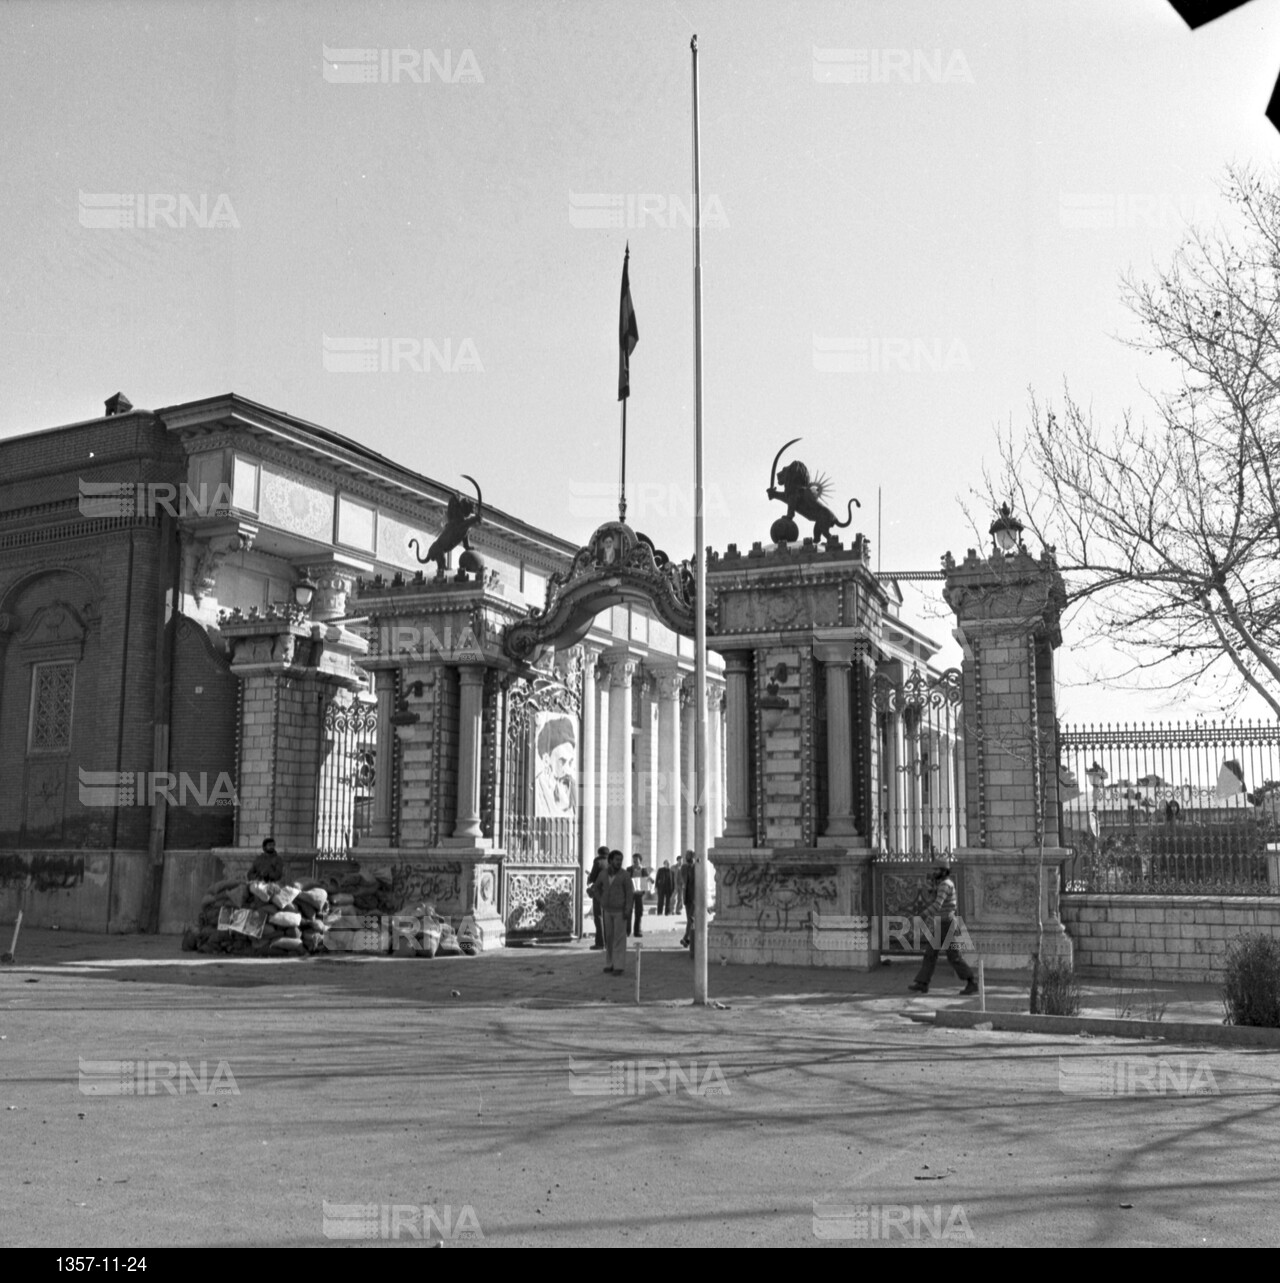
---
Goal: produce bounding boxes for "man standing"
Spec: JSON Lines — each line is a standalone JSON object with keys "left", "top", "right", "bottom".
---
{"left": 628, "top": 854, "right": 647, "bottom": 937}
{"left": 586, "top": 845, "right": 609, "bottom": 950}
{"left": 679, "top": 851, "right": 696, "bottom": 950}
{"left": 909, "top": 861, "right": 978, "bottom": 995}
{"left": 655, "top": 861, "right": 674, "bottom": 915}
{"left": 590, "top": 849, "right": 633, "bottom": 976}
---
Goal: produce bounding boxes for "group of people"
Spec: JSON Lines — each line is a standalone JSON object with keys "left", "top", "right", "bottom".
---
{"left": 587, "top": 847, "right": 697, "bottom": 975}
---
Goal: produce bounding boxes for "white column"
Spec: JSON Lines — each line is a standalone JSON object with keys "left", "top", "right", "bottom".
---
{"left": 656, "top": 668, "right": 685, "bottom": 865}
{"left": 682, "top": 688, "right": 695, "bottom": 855}
{"left": 580, "top": 648, "right": 598, "bottom": 868}
{"left": 605, "top": 653, "right": 637, "bottom": 853}
{"left": 641, "top": 672, "right": 658, "bottom": 877}
{"left": 453, "top": 664, "right": 485, "bottom": 840}
{"left": 706, "top": 680, "right": 724, "bottom": 841}
{"left": 595, "top": 665, "right": 610, "bottom": 855}
{"left": 369, "top": 670, "right": 395, "bottom": 839}
{"left": 723, "top": 650, "right": 754, "bottom": 840}
{"left": 814, "top": 643, "right": 857, "bottom": 839}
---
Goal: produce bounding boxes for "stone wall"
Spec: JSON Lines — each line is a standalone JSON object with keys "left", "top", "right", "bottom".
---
{"left": 1062, "top": 893, "right": 1280, "bottom": 982}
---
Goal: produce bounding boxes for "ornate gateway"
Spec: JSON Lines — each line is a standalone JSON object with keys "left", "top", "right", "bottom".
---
{"left": 503, "top": 521, "right": 697, "bottom": 662}
{"left": 496, "top": 652, "right": 583, "bottom": 940}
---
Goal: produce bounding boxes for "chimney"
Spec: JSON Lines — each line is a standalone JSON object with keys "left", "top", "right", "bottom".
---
{"left": 104, "top": 392, "right": 133, "bottom": 417}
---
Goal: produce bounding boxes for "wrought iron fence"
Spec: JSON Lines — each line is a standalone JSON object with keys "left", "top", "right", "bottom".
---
{"left": 1058, "top": 720, "right": 1280, "bottom": 895}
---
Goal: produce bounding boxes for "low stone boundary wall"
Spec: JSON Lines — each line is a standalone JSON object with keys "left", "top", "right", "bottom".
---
{"left": 1062, "top": 894, "right": 1280, "bottom": 982}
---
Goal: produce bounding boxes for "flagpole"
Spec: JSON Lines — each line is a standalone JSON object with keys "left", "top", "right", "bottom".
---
{"left": 691, "top": 33, "right": 709, "bottom": 1006}
{"left": 620, "top": 397, "right": 627, "bottom": 523}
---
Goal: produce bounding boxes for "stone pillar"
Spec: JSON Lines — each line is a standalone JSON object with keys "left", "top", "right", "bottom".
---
{"left": 220, "top": 607, "right": 367, "bottom": 859}
{"left": 452, "top": 664, "right": 486, "bottom": 840}
{"left": 605, "top": 652, "right": 637, "bottom": 852}
{"left": 722, "top": 650, "right": 754, "bottom": 841}
{"left": 814, "top": 641, "right": 857, "bottom": 841}
{"left": 656, "top": 668, "right": 685, "bottom": 866}
{"left": 943, "top": 543, "right": 1071, "bottom": 968}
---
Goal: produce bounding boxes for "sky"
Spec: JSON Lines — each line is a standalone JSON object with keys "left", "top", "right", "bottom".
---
{"left": 3, "top": 0, "right": 1280, "bottom": 725}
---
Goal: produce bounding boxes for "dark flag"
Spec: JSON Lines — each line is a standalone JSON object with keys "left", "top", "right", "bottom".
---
{"left": 618, "top": 245, "right": 638, "bottom": 401}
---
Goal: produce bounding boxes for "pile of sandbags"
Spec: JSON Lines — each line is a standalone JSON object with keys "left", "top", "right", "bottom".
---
{"left": 181, "top": 860, "right": 481, "bottom": 959}
{"left": 181, "top": 877, "right": 331, "bottom": 957}
{"left": 322, "top": 865, "right": 403, "bottom": 914}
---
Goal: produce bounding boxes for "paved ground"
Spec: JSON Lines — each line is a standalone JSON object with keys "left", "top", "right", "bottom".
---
{"left": 3, "top": 913, "right": 1278, "bottom": 1248}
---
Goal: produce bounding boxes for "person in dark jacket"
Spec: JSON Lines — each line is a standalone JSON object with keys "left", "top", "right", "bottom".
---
{"left": 589, "top": 849, "right": 633, "bottom": 975}
{"left": 586, "top": 845, "right": 609, "bottom": 949}
{"left": 679, "top": 852, "right": 696, "bottom": 950}
{"left": 655, "top": 861, "right": 674, "bottom": 915}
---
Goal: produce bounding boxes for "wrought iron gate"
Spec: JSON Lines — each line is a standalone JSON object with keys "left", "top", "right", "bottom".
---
{"left": 315, "top": 690, "right": 380, "bottom": 859}
{"left": 497, "top": 653, "right": 582, "bottom": 941}
{"left": 871, "top": 665, "right": 966, "bottom": 953}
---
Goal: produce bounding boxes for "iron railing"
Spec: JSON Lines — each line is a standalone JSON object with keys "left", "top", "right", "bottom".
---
{"left": 1058, "top": 720, "right": 1280, "bottom": 895}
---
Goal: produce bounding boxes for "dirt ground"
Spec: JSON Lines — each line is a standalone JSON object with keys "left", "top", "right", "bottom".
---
{"left": 3, "top": 918, "right": 1278, "bottom": 1248}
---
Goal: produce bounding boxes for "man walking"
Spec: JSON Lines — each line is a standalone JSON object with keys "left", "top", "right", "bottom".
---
{"left": 909, "top": 861, "right": 978, "bottom": 995}
{"left": 586, "top": 845, "right": 609, "bottom": 950}
{"left": 590, "top": 849, "right": 633, "bottom": 976}
{"left": 655, "top": 860, "right": 674, "bottom": 915}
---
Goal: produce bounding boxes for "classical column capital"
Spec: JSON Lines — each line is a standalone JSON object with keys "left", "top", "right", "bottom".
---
{"left": 604, "top": 651, "right": 640, "bottom": 688}
{"left": 721, "top": 649, "right": 753, "bottom": 676}
{"left": 813, "top": 639, "right": 858, "bottom": 666}
{"left": 652, "top": 666, "right": 686, "bottom": 702}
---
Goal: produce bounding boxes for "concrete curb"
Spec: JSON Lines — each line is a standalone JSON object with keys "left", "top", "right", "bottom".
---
{"left": 924, "top": 1008, "right": 1280, "bottom": 1048}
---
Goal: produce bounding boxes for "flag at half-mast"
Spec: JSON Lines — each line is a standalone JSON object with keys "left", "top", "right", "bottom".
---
{"left": 618, "top": 245, "right": 639, "bottom": 400}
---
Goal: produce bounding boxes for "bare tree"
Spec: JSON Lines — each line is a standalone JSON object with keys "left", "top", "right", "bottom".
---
{"left": 988, "top": 168, "right": 1280, "bottom": 716}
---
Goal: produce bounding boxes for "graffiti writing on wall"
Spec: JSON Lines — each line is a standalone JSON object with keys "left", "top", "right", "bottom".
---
{"left": 0, "top": 853, "right": 86, "bottom": 893}
{"left": 389, "top": 861, "right": 463, "bottom": 909}
{"left": 721, "top": 862, "right": 839, "bottom": 911}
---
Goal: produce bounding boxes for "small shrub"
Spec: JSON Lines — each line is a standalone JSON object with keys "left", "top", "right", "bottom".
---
{"left": 1222, "top": 932, "right": 1280, "bottom": 1028}
{"left": 1031, "top": 956, "right": 1081, "bottom": 1016}
{"left": 1112, "top": 983, "right": 1135, "bottom": 1020}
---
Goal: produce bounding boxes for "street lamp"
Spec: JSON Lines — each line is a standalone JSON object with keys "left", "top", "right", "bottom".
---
{"left": 759, "top": 663, "right": 790, "bottom": 736}
{"left": 989, "top": 503, "right": 1024, "bottom": 556}
{"left": 292, "top": 578, "right": 317, "bottom": 611}
{"left": 391, "top": 679, "right": 427, "bottom": 742}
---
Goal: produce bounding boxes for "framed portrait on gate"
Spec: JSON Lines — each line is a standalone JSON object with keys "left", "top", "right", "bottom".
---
{"left": 533, "top": 709, "right": 578, "bottom": 818}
